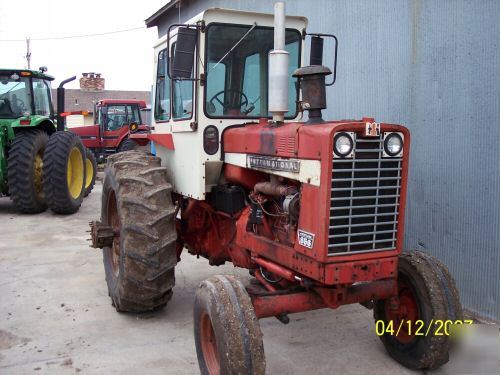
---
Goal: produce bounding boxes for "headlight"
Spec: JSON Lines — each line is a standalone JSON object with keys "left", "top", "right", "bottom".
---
{"left": 333, "top": 132, "right": 354, "bottom": 157}
{"left": 384, "top": 133, "right": 403, "bottom": 156}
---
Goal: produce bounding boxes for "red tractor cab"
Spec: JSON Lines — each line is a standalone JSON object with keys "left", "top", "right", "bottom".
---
{"left": 71, "top": 99, "right": 150, "bottom": 162}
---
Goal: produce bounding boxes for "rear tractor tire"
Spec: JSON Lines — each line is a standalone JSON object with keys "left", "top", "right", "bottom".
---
{"left": 117, "top": 138, "right": 140, "bottom": 152}
{"left": 7, "top": 130, "right": 49, "bottom": 213}
{"left": 43, "top": 132, "right": 86, "bottom": 214}
{"left": 101, "top": 151, "right": 177, "bottom": 312}
{"left": 194, "top": 275, "right": 265, "bottom": 375}
{"left": 84, "top": 148, "right": 97, "bottom": 197}
{"left": 374, "top": 250, "right": 463, "bottom": 370}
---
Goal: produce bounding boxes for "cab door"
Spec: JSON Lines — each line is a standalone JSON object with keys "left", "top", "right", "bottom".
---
{"left": 102, "top": 104, "right": 129, "bottom": 148}
{"left": 170, "top": 41, "right": 196, "bottom": 133}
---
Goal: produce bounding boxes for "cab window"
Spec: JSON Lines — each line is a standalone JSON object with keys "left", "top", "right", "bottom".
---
{"left": 155, "top": 48, "right": 171, "bottom": 121}
{"left": 105, "top": 105, "right": 127, "bottom": 131}
{"left": 126, "top": 105, "right": 141, "bottom": 124}
{"left": 171, "top": 42, "right": 194, "bottom": 120}
{"left": 32, "top": 78, "right": 51, "bottom": 116}
{"left": 204, "top": 24, "right": 301, "bottom": 118}
{"left": 0, "top": 74, "right": 30, "bottom": 118}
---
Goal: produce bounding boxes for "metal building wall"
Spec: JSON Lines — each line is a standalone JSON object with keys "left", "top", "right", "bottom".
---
{"left": 153, "top": 0, "right": 500, "bottom": 321}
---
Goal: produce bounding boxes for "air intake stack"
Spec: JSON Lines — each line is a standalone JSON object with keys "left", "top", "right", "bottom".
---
{"left": 293, "top": 36, "right": 332, "bottom": 124}
{"left": 268, "top": 2, "right": 289, "bottom": 123}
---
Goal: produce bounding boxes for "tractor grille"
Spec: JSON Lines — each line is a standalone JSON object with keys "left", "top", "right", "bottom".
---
{"left": 328, "top": 134, "right": 402, "bottom": 255}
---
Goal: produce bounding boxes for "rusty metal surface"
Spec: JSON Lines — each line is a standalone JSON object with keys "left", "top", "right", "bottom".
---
{"left": 89, "top": 220, "right": 114, "bottom": 249}
{"left": 151, "top": 0, "right": 500, "bottom": 322}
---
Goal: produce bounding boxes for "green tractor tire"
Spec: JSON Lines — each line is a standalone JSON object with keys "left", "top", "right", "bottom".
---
{"left": 84, "top": 148, "right": 97, "bottom": 197}
{"left": 7, "top": 130, "right": 49, "bottom": 213}
{"left": 43, "top": 132, "right": 86, "bottom": 214}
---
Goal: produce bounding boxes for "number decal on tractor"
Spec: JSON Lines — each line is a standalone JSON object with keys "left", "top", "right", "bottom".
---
{"left": 298, "top": 230, "right": 315, "bottom": 249}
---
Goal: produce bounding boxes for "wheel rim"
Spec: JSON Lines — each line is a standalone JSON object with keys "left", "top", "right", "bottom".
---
{"left": 200, "top": 312, "right": 220, "bottom": 374}
{"left": 85, "top": 158, "right": 93, "bottom": 189}
{"left": 106, "top": 190, "right": 120, "bottom": 278}
{"left": 67, "top": 147, "right": 84, "bottom": 199}
{"left": 33, "top": 151, "right": 44, "bottom": 199}
{"left": 385, "top": 278, "right": 420, "bottom": 344}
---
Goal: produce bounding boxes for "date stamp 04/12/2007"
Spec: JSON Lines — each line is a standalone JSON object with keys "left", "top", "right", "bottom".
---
{"left": 375, "top": 319, "right": 474, "bottom": 337}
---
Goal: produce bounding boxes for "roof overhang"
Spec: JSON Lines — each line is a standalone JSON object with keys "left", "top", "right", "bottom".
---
{"left": 145, "top": 0, "right": 180, "bottom": 28}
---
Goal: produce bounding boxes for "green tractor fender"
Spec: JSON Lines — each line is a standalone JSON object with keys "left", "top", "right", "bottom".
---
{"left": 10, "top": 115, "right": 57, "bottom": 135}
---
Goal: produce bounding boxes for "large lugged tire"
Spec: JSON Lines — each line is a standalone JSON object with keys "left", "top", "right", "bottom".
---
{"left": 7, "top": 130, "right": 49, "bottom": 213}
{"left": 194, "top": 275, "right": 265, "bottom": 375}
{"left": 374, "top": 251, "right": 463, "bottom": 370}
{"left": 101, "top": 151, "right": 177, "bottom": 312}
{"left": 43, "top": 132, "right": 86, "bottom": 214}
{"left": 117, "top": 138, "right": 139, "bottom": 152}
{"left": 84, "top": 148, "right": 97, "bottom": 197}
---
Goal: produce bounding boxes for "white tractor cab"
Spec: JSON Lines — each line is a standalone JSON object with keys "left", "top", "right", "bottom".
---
{"left": 151, "top": 8, "right": 318, "bottom": 199}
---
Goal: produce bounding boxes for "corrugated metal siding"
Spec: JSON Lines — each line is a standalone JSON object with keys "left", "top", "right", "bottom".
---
{"left": 154, "top": 0, "right": 500, "bottom": 321}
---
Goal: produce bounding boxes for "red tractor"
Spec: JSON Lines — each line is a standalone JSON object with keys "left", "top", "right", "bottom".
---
{"left": 90, "top": 3, "right": 462, "bottom": 373}
{"left": 71, "top": 99, "right": 150, "bottom": 163}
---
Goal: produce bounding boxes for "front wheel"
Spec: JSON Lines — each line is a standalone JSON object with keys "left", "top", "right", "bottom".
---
{"left": 194, "top": 275, "right": 265, "bottom": 375}
{"left": 374, "top": 251, "right": 462, "bottom": 370}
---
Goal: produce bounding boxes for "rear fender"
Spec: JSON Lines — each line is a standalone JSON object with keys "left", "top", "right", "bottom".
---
{"left": 12, "top": 116, "right": 56, "bottom": 135}
{"left": 129, "top": 132, "right": 150, "bottom": 143}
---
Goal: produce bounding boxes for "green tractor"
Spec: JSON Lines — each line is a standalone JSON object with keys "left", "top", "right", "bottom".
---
{"left": 0, "top": 68, "right": 96, "bottom": 214}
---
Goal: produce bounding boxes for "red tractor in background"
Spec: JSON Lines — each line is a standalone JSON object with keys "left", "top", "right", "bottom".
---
{"left": 90, "top": 3, "right": 463, "bottom": 373}
{"left": 71, "top": 99, "right": 150, "bottom": 163}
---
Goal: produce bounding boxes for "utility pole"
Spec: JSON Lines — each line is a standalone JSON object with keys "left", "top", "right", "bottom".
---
{"left": 25, "top": 37, "right": 31, "bottom": 69}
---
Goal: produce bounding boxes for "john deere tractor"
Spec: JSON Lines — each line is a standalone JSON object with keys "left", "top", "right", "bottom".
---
{"left": 0, "top": 68, "right": 96, "bottom": 214}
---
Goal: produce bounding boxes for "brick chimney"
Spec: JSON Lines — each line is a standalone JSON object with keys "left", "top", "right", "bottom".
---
{"left": 79, "top": 72, "right": 105, "bottom": 92}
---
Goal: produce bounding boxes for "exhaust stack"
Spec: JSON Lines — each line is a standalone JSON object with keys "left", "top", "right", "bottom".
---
{"left": 268, "top": 2, "right": 289, "bottom": 123}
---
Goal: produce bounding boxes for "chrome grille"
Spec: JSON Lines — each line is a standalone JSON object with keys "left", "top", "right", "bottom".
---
{"left": 328, "top": 134, "right": 402, "bottom": 255}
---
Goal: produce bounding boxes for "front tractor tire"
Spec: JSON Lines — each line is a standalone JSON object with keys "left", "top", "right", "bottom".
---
{"left": 194, "top": 275, "right": 265, "bottom": 375}
{"left": 374, "top": 251, "right": 463, "bottom": 370}
{"left": 43, "top": 132, "right": 86, "bottom": 214}
{"left": 7, "top": 130, "right": 49, "bottom": 213}
{"left": 84, "top": 148, "right": 97, "bottom": 197}
{"left": 101, "top": 151, "right": 177, "bottom": 312}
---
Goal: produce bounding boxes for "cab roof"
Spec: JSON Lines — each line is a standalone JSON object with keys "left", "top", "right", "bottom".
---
{"left": 97, "top": 99, "right": 147, "bottom": 108}
{"left": 0, "top": 68, "right": 54, "bottom": 81}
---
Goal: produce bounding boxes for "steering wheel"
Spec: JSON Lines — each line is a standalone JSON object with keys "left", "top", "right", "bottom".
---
{"left": 209, "top": 89, "right": 248, "bottom": 113}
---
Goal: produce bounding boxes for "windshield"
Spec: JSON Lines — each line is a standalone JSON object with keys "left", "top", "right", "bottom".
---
{"left": 101, "top": 104, "right": 142, "bottom": 131}
{"left": 205, "top": 24, "right": 301, "bottom": 119}
{"left": 0, "top": 74, "right": 31, "bottom": 118}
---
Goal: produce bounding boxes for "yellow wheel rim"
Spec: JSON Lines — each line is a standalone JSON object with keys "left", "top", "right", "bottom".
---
{"left": 67, "top": 147, "right": 84, "bottom": 199}
{"left": 85, "top": 158, "right": 93, "bottom": 189}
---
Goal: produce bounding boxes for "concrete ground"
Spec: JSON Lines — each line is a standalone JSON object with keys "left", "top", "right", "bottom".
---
{"left": 1, "top": 180, "right": 455, "bottom": 375}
